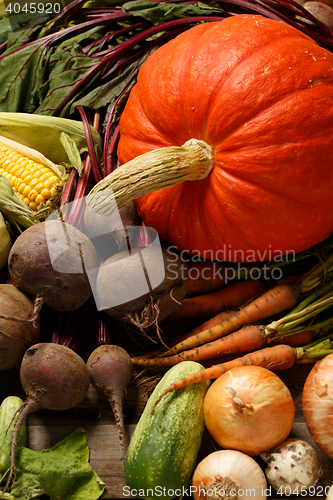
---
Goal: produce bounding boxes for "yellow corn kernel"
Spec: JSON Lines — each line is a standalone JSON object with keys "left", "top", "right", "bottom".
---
{"left": 18, "top": 183, "right": 27, "bottom": 195}
{"left": 0, "top": 144, "right": 63, "bottom": 211}
{"left": 22, "top": 185, "right": 32, "bottom": 198}
{"left": 35, "top": 194, "right": 45, "bottom": 206}
{"left": 29, "top": 201, "right": 38, "bottom": 211}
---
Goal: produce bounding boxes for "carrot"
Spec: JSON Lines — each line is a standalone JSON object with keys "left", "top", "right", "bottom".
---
{"left": 131, "top": 325, "right": 268, "bottom": 367}
{"left": 163, "top": 282, "right": 301, "bottom": 356}
{"left": 141, "top": 310, "right": 237, "bottom": 360}
{"left": 200, "top": 329, "right": 315, "bottom": 367}
{"left": 151, "top": 344, "right": 297, "bottom": 414}
{"left": 186, "top": 261, "right": 233, "bottom": 295}
{"left": 173, "top": 279, "right": 267, "bottom": 318}
{"left": 270, "top": 329, "right": 315, "bottom": 347}
{"left": 131, "top": 322, "right": 322, "bottom": 368}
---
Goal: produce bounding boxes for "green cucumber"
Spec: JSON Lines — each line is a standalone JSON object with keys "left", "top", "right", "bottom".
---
{"left": 0, "top": 396, "right": 27, "bottom": 479}
{"left": 124, "top": 361, "right": 210, "bottom": 500}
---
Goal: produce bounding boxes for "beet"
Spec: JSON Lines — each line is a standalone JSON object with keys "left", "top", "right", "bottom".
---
{"left": 83, "top": 201, "right": 140, "bottom": 257}
{"left": 0, "top": 284, "right": 40, "bottom": 371}
{"left": 87, "top": 344, "right": 133, "bottom": 459}
{"left": 93, "top": 246, "right": 189, "bottom": 333}
{"left": 7, "top": 220, "right": 98, "bottom": 324}
{"left": 2, "top": 342, "right": 90, "bottom": 492}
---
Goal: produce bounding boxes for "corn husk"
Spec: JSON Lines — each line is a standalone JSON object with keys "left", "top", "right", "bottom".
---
{"left": 0, "top": 176, "right": 48, "bottom": 231}
{"left": 0, "top": 211, "right": 11, "bottom": 270}
{"left": 0, "top": 113, "right": 102, "bottom": 229}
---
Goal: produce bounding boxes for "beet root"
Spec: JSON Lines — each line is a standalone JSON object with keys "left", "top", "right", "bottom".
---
{"left": 83, "top": 201, "right": 140, "bottom": 256}
{"left": 87, "top": 344, "right": 133, "bottom": 459}
{"left": 94, "top": 247, "right": 189, "bottom": 338}
{"left": 0, "top": 284, "right": 40, "bottom": 370}
{"left": 7, "top": 220, "right": 98, "bottom": 324}
{"left": 2, "top": 342, "right": 90, "bottom": 492}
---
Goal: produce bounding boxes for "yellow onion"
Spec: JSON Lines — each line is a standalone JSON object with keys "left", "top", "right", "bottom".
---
{"left": 203, "top": 365, "right": 295, "bottom": 456}
{"left": 302, "top": 353, "right": 333, "bottom": 458}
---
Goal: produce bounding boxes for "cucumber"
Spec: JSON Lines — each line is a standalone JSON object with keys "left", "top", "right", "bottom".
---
{"left": 124, "top": 361, "right": 210, "bottom": 500}
{"left": 0, "top": 396, "right": 27, "bottom": 478}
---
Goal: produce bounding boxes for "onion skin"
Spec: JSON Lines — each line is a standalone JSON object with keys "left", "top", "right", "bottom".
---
{"left": 203, "top": 366, "right": 295, "bottom": 456}
{"left": 302, "top": 353, "right": 333, "bottom": 459}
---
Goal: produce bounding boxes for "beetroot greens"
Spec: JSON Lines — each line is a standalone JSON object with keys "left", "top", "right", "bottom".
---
{"left": 2, "top": 342, "right": 90, "bottom": 493}
{"left": 87, "top": 344, "right": 133, "bottom": 460}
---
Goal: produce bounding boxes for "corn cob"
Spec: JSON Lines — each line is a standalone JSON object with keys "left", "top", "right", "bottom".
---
{"left": 0, "top": 144, "right": 63, "bottom": 211}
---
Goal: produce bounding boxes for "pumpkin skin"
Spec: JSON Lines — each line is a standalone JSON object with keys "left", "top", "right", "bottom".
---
{"left": 117, "top": 14, "right": 333, "bottom": 263}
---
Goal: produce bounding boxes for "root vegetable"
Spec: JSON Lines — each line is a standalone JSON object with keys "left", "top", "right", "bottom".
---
{"left": 7, "top": 220, "right": 98, "bottom": 325}
{"left": 260, "top": 438, "right": 322, "bottom": 494}
{"left": 87, "top": 345, "right": 133, "bottom": 460}
{"left": 94, "top": 246, "right": 188, "bottom": 332}
{"left": 159, "top": 283, "right": 301, "bottom": 356}
{"left": 0, "top": 284, "right": 40, "bottom": 371}
{"left": 2, "top": 342, "right": 90, "bottom": 493}
{"left": 172, "top": 279, "right": 266, "bottom": 318}
{"left": 83, "top": 201, "right": 139, "bottom": 255}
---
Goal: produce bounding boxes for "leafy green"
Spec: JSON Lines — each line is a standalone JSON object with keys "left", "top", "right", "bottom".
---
{"left": 0, "top": 40, "right": 52, "bottom": 112}
{"left": 9, "top": 428, "right": 105, "bottom": 500}
{"left": 122, "top": 0, "right": 223, "bottom": 25}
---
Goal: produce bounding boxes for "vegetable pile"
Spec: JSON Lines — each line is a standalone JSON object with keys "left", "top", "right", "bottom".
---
{"left": 1, "top": 0, "right": 333, "bottom": 498}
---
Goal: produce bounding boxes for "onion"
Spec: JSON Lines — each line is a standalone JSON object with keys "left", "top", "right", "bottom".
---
{"left": 203, "top": 366, "right": 295, "bottom": 456}
{"left": 302, "top": 353, "right": 333, "bottom": 458}
{"left": 260, "top": 438, "right": 322, "bottom": 494}
{"left": 192, "top": 449, "right": 268, "bottom": 500}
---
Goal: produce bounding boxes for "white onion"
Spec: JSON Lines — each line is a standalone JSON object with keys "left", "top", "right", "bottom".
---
{"left": 192, "top": 449, "right": 268, "bottom": 500}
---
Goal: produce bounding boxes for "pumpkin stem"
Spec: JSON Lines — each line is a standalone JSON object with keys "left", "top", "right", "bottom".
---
{"left": 86, "top": 139, "right": 214, "bottom": 217}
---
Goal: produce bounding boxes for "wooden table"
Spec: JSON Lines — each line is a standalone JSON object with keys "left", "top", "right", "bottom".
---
{"left": 1, "top": 359, "right": 333, "bottom": 500}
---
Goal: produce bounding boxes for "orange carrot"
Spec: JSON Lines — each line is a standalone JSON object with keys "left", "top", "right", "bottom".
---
{"left": 141, "top": 310, "right": 237, "bottom": 360}
{"left": 270, "top": 329, "right": 315, "bottom": 347}
{"left": 151, "top": 344, "right": 297, "bottom": 413}
{"left": 131, "top": 325, "right": 268, "bottom": 367}
{"left": 163, "top": 283, "right": 301, "bottom": 356}
{"left": 131, "top": 321, "right": 317, "bottom": 368}
{"left": 173, "top": 279, "right": 267, "bottom": 318}
{"left": 186, "top": 261, "right": 232, "bottom": 295}
{"left": 200, "top": 329, "right": 315, "bottom": 367}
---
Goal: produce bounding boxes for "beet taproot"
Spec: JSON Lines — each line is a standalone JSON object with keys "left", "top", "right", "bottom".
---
{"left": 87, "top": 344, "right": 133, "bottom": 459}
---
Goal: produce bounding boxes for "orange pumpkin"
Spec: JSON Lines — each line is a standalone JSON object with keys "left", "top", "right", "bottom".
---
{"left": 90, "top": 15, "right": 333, "bottom": 262}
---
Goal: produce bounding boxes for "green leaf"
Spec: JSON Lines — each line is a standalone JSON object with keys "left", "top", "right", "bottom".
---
{"left": 10, "top": 428, "right": 105, "bottom": 500}
{"left": 122, "top": 0, "right": 223, "bottom": 25}
{"left": 0, "top": 40, "right": 52, "bottom": 112}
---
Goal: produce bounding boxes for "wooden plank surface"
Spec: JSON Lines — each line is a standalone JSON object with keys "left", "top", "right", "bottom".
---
{"left": 1, "top": 360, "right": 333, "bottom": 499}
